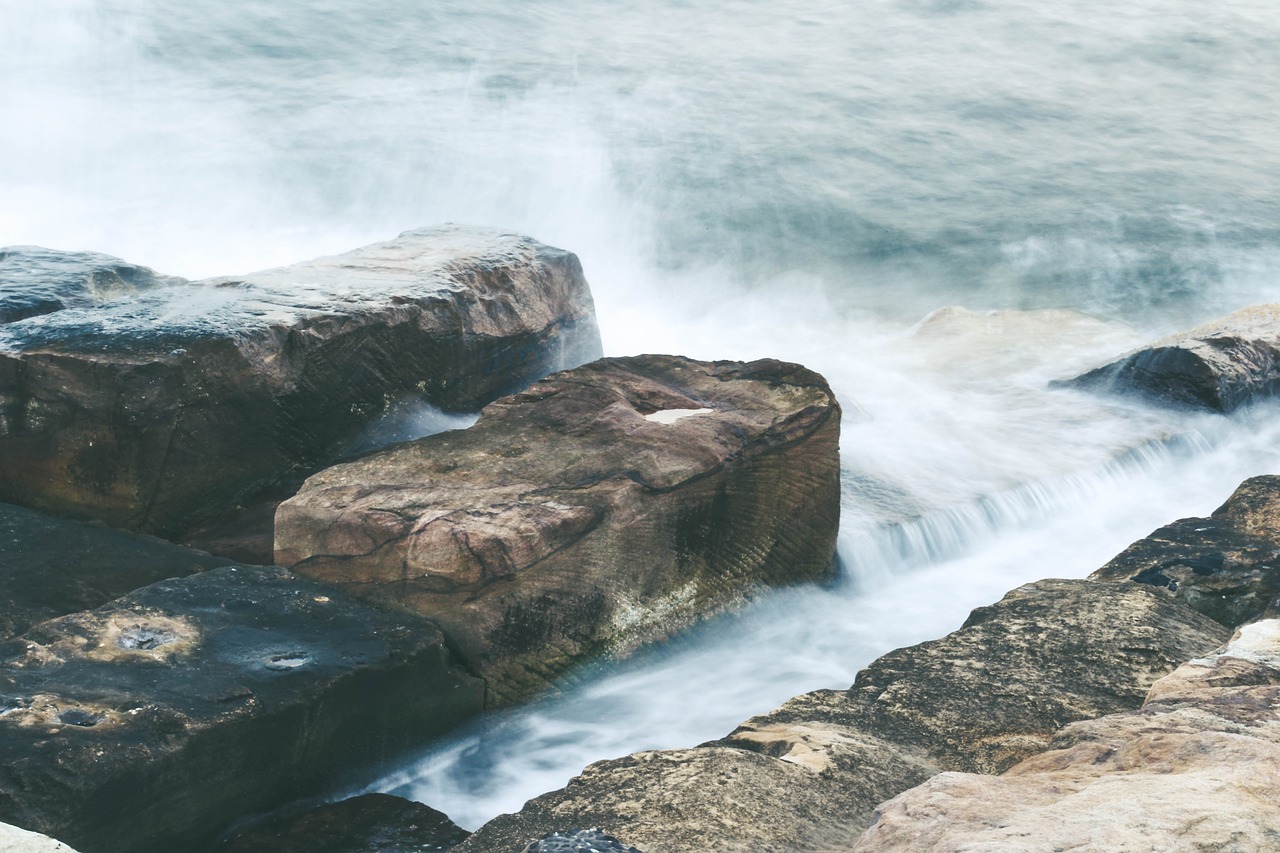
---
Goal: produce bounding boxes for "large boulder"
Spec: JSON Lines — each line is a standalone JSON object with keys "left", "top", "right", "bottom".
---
{"left": 851, "top": 619, "right": 1280, "bottom": 852}
{"left": 1091, "top": 475, "right": 1280, "bottom": 628}
{"left": 0, "top": 566, "right": 484, "bottom": 853}
{"left": 0, "top": 501, "right": 232, "bottom": 641}
{"left": 1059, "top": 304, "right": 1280, "bottom": 412}
{"left": 449, "top": 579, "right": 1228, "bottom": 852}
{"left": 275, "top": 355, "right": 842, "bottom": 704}
{"left": 0, "top": 226, "right": 601, "bottom": 538}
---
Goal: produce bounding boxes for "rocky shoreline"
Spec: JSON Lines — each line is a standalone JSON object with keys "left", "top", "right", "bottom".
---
{"left": 3, "top": 233, "right": 1279, "bottom": 851}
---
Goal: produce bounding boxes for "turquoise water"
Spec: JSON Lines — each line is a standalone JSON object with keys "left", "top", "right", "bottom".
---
{"left": 5, "top": 0, "right": 1280, "bottom": 833}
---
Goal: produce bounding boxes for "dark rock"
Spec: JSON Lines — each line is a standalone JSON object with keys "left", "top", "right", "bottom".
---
{"left": 0, "top": 226, "right": 601, "bottom": 538}
{"left": 1091, "top": 475, "right": 1280, "bottom": 628}
{"left": 451, "top": 579, "right": 1228, "bottom": 852}
{"left": 0, "top": 566, "right": 484, "bottom": 853}
{"left": 1058, "top": 304, "right": 1280, "bottom": 412}
{"left": 0, "top": 501, "right": 232, "bottom": 640}
{"left": 0, "top": 247, "right": 182, "bottom": 325}
{"left": 214, "top": 792, "right": 469, "bottom": 853}
{"left": 523, "top": 828, "right": 645, "bottom": 852}
{"left": 276, "top": 355, "right": 842, "bottom": 704}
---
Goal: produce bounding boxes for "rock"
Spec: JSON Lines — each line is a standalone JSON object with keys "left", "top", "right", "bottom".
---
{"left": 0, "top": 501, "right": 232, "bottom": 641}
{"left": 276, "top": 355, "right": 842, "bottom": 704}
{"left": 0, "top": 566, "right": 484, "bottom": 853}
{"left": 1059, "top": 304, "right": 1280, "bottom": 412}
{"left": 0, "top": 822, "right": 81, "bottom": 853}
{"left": 1091, "top": 475, "right": 1280, "bottom": 628}
{"left": 214, "top": 793, "right": 469, "bottom": 853}
{"left": 450, "top": 579, "right": 1228, "bottom": 852}
{"left": 0, "top": 226, "right": 601, "bottom": 538}
{"left": 523, "top": 829, "right": 646, "bottom": 853}
{"left": 850, "top": 619, "right": 1280, "bottom": 852}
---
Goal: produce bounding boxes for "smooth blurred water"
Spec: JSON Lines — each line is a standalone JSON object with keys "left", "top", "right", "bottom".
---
{"left": 5, "top": 0, "right": 1280, "bottom": 831}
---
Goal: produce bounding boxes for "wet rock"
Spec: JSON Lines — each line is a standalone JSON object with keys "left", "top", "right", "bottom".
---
{"left": 523, "top": 828, "right": 645, "bottom": 852}
{"left": 0, "top": 566, "right": 484, "bottom": 853}
{"left": 851, "top": 619, "right": 1280, "bottom": 852}
{"left": 0, "top": 226, "right": 601, "bottom": 538}
{"left": 0, "top": 501, "right": 232, "bottom": 640}
{"left": 214, "top": 792, "right": 469, "bottom": 853}
{"left": 1060, "top": 303, "right": 1280, "bottom": 412}
{"left": 451, "top": 579, "right": 1228, "bottom": 852}
{"left": 276, "top": 355, "right": 841, "bottom": 704}
{"left": 1091, "top": 475, "right": 1280, "bottom": 628}
{"left": 0, "top": 822, "right": 81, "bottom": 853}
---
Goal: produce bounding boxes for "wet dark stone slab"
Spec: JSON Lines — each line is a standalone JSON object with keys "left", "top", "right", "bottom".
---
{"left": 213, "top": 792, "right": 470, "bottom": 853}
{"left": 0, "top": 226, "right": 602, "bottom": 539}
{"left": 0, "top": 566, "right": 484, "bottom": 853}
{"left": 0, "top": 501, "right": 232, "bottom": 641}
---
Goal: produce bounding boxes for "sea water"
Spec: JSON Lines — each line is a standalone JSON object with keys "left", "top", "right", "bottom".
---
{"left": 4, "top": 0, "right": 1280, "bottom": 830}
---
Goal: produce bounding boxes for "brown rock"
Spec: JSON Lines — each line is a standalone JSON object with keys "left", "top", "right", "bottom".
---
{"left": 850, "top": 619, "right": 1280, "bottom": 852}
{"left": 276, "top": 355, "right": 842, "bottom": 704}
{"left": 1092, "top": 474, "right": 1280, "bottom": 627}
{"left": 0, "top": 226, "right": 601, "bottom": 539}
{"left": 0, "top": 566, "right": 484, "bottom": 853}
{"left": 450, "top": 579, "right": 1228, "bottom": 852}
{"left": 1059, "top": 303, "right": 1280, "bottom": 412}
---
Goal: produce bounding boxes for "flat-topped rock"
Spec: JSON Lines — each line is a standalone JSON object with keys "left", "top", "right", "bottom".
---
{"left": 852, "top": 619, "right": 1280, "bottom": 852}
{"left": 0, "top": 566, "right": 484, "bottom": 853}
{"left": 0, "top": 226, "right": 601, "bottom": 537}
{"left": 451, "top": 579, "right": 1228, "bottom": 852}
{"left": 0, "top": 501, "right": 232, "bottom": 641}
{"left": 1091, "top": 475, "right": 1280, "bottom": 628}
{"left": 1060, "top": 303, "right": 1280, "bottom": 412}
{"left": 276, "top": 355, "right": 842, "bottom": 704}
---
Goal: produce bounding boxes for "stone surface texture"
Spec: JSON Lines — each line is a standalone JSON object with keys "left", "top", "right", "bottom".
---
{"left": 450, "top": 579, "right": 1228, "bottom": 852}
{"left": 850, "top": 619, "right": 1280, "bottom": 852}
{"left": 1092, "top": 474, "right": 1280, "bottom": 627}
{"left": 0, "top": 501, "right": 231, "bottom": 641}
{"left": 0, "top": 566, "right": 484, "bottom": 853}
{"left": 523, "top": 828, "right": 646, "bottom": 853}
{"left": 1061, "top": 303, "right": 1280, "bottom": 412}
{"left": 214, "top": 792, "right": 470, "bottom": 853}
{"left": 0, "top": 226, "right": 601, "bottom": 537}
{"left": 277, "top": 355, "right": 842, "bottom": 704}
{"left": 0, "top": 822, "right": 81, "bottom": 853}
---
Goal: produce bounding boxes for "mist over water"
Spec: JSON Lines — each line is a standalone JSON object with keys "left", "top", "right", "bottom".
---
{"left": 6, "top": 0, "right": 1280, "bottom": 831}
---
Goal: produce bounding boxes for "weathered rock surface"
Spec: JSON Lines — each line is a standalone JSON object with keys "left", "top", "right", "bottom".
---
{"left": 523, "top": 828, "right": 646, "bottom": 852}
{"left": 450, "top": 579, "right": 1228, "bottom": 852}
{"left": 0, "top": 822, "right": 81, "bottom": 853}
{"left": 1092, "top": 475, "right": 1280, "bottom": 627}
{"left": 851, "top": 618, "right": 1280, "bottom": 852}
{"left": 0, "top": 566, "right": 484, "bottom": 853}
{"left": 1060, "top": 303, "right": 1280, "bottom": 412}
{"left": 214, "top": 793, "right": 469, "bottom": 853}
{"left": 0, "top": 226, "right": 601, "bottom": 538}
{"left": 0, "top": 501, "right": 232, "bottom": 641}
{"left": 276, "top": 355, "right": 842, "bottom": 704}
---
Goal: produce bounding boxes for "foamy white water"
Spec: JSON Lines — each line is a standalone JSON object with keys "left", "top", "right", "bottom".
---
{"left": 5, "top": 0, "right": 1280, "bottom": 831}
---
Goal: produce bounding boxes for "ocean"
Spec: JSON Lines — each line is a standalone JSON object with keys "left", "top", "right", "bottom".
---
{"left": 5, "top": 0, "right": 1280, "bottom": 829}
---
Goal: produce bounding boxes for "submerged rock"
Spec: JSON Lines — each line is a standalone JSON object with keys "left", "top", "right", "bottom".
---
{"left": 276, "top": 355, "right": 842, "bottom": 704}
{"left": 0, "top": 566, "right": 484, "bottom": 853}
{"left": 851, "top": 619, "right": 1280, "bottom": 852}
{"left": 1092, "top": 475, "right": 1280, "bottom": 627}
{"left": 0, "top": 501, "right": 232, "bottom": 640}
{"left": 0, "top": 226, "right": 601, "bottom": 538}
{"left": 450, "top": 579, "right": 1227, "bottom": 852}
{"left": 1060, "top": 303, "right": 1280, "bottom": 412}
{"left": 214, "top": 792, "right": 470, "bottom": 853}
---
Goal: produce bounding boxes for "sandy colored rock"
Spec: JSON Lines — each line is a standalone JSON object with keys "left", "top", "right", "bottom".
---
{"left": 0, "top": 226, "right": 601, "bottom": 538}
{"left": 277, "top": 355, "right": 842, "bottom": 704}
{"left": 451, "top": 579, "right": 1228, "bottom": 852}
{"left": 851, "top": 619, "right": 1280, "bottom": 852}
{"left": 1060, "top": 303, "right": 1280, "bottom": 412}
{"left": 0, "top": 501, "right": 232, "bottom": 640}
{"left": 0, "top": 566, "right": 483, "bottom": 853}
{"left": 1092, "top": 474, "right": 1280, "bottom": 627}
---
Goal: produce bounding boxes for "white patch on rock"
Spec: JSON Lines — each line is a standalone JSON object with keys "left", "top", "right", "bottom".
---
{"left": 1, "top": 821, "right": 82, "bottom": 852}
{"left": 644, "top": 408, "right": 714, "bottom": 424}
